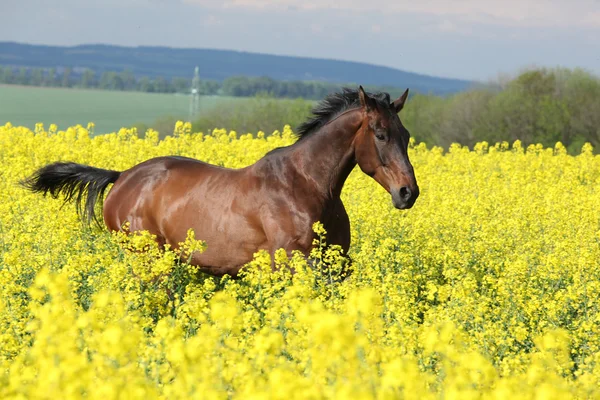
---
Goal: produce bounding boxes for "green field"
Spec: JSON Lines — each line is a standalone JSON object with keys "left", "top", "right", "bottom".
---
{"left": 0, "top": 85, "right": 242, "bottom": 134}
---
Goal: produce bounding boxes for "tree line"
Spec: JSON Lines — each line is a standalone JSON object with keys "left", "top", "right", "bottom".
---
{"left": 400, "top": 67, "right": 600, "bottom": 153}
{"left": 0, "top": 65, "right": 407, "bottom": 99}
{"left": 184, "top": 67, "right": 599, "bottom": 154}
{"left": 0, "top": 66, "right": 193, "bottom": 94}
{"left": 2, "top": 64, "right": 598, "bottom": 153}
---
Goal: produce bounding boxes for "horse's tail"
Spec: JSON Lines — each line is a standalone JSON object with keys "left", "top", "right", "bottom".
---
{"left": 20, "top": 162, "right": 121, "bottom": 226}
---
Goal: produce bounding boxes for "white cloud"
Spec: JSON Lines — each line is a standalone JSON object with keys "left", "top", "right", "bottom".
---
{"left": 203, "top": 14, "right": 222, "bottom": 26}
{"left": 436, "top": 20, "right": 458, "bottom": 32}
{"left": 582, "top": 10, "right": 600, "bottom": 27}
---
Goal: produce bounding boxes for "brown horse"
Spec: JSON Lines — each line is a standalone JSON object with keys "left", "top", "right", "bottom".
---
{"left": 21, "top": 86, "right": 419, "bottom": 278}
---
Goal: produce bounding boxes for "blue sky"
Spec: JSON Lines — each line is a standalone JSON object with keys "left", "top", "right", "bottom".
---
{"left": 2, "top": 0, "right": 599, "bottom": 81}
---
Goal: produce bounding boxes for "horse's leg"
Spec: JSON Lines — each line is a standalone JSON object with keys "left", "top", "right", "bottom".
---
{"left": 112, "top": 220, "right": 176, "bottom": 296}
{"left": 260, "top": 209, "right": 313, "bottom": 275}
{"left": 261, "top": 201, "right": 352, "bottom": 280}
{"left": 322, "top": 200, "right": 353, "bottom": 281}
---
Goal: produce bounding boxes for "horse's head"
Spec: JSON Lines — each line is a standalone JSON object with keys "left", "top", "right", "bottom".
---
{"left": 354, "top": 86, "right": 419, "bottom": 209}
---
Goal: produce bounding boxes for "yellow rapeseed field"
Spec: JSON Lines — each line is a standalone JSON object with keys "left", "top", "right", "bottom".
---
{"left": 1, "top": 121, "right": 600, "bottom": 399}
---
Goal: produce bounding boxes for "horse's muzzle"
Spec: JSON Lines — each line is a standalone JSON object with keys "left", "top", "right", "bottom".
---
{"left": 392, "top": 185, "right": 419, "bottom": 209}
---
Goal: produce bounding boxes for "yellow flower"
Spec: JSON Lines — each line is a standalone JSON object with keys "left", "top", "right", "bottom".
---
{"left": 0, "top": 121, "right": 599, "bottom": 398}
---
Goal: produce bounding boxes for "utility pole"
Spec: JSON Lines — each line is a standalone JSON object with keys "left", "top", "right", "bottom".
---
{"left": 189, "top": 66, "right": 200, "bottom": 121}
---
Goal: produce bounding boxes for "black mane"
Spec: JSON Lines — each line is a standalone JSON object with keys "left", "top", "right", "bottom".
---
{"left": 295, "top": 87, "right": 392, "bottom": 140}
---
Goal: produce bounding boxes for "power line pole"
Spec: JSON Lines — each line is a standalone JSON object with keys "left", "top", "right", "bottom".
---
{"left": 189, "top": 66, "right": 200, "bottom": 121}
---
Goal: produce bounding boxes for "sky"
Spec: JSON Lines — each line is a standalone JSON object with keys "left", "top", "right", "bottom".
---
{"left": 2, "top": 0, "right": 599, "bottom": 81}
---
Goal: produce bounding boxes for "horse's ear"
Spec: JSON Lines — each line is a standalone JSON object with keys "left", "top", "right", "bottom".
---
{"left": 392, "top": 88, "right": 409, "bottom": 113}
{"left": 358, "top": 85, "right": 376, "bottom": 111}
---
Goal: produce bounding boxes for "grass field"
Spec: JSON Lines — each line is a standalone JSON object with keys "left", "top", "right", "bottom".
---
{"left": 0, "top": 85, "right": 243, "bottom": 134}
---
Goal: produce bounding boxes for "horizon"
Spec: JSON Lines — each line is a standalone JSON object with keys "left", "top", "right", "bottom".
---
{"left": 3, "top": 0, "right": 599, "bottom": 82}
{"left": 0, "top": 40, "right": 478, "bottom": 83}
{"left": 4, "top": 39, "right": 599, "bottom": 86}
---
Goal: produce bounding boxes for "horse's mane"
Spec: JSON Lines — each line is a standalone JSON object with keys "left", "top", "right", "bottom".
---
{"left": 295, "top": 87, "right": 392, "bottom": 140}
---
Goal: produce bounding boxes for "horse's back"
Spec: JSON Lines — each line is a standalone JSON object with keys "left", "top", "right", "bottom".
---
{"left": 103, "top": 156, "right": 241, "bottom": 231}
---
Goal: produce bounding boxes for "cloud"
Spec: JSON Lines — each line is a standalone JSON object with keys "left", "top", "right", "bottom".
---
{"left": 185, "top": 0, "right": 600, "bottom": 29}
{"left": 435, "top": 20, "right": 459, "bottom": 33}
{"left": 203, "top": 14, "right": 222, "bottom": 26}
{"left": 582, "top": 11, "right": 600, "bottom": 27}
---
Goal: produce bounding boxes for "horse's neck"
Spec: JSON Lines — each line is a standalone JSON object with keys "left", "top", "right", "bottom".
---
{"left": 290, "top": 110, "right": 362, "bottom": 200}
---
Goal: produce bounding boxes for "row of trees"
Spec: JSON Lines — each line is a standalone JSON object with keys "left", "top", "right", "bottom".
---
{"left": 398, "top": 67, "right": 600, "bottom": 153}
{"left": 184, "top": 67, "right": 599, "bottom": 154}
{"left": 0, "top": 65, "right": 406, "bottom": 99}
{"left": 0, "top": 66, "right": 193, "bottom": 93}
{"left": 3, "top": 64, "right": 597, "bottom": 152}
{"left": 218, "top": 76, "right": 407, "bottom": 99}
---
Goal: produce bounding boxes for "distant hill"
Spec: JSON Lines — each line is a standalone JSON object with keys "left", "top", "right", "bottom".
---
{"left": 0, "top": 42, "right": 475, "bottom": 95}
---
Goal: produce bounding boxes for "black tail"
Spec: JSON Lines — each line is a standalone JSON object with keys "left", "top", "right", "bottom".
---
{"left": 20, "top": 162, "right": 121, "bottom": 226}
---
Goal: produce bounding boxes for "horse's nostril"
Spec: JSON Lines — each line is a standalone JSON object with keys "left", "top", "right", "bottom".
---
{"left": 399, "top": 186, "right": 411, "bottom": 200}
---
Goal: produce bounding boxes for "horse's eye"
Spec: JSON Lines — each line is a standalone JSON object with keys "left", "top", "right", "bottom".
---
{"left": 375, "top": 132, "right": 386, "bottom": 141}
